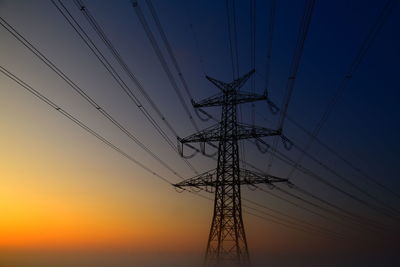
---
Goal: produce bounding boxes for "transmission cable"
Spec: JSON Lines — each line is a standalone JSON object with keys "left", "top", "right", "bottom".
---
{"left": 225, "top": 0, "right": 247, "bottom": 171}
{"left": 187, "top": 106, "right": 398, "bottom": 222}
{"left": 267, "top": 0, "right": 315, "bottom": 173}
{"left": 276, "top": 0, "right": 315, "bottom": 131}
{"left": 242, "top": 197, "right": 344, "bottom": 238}
{"left": 263, "top": 0, "right": 276, "bottom": 96}
{"left": 250, "top": 138, "right": 392, "bottom": 229}
{"left": 0, "top": 66, "right": 174, "bottom": 185}
{"left": 286, "top": 134, "right": 400, "bottom": 217}
{"left": 250, "top": 0, "right": 256, "bottom": 125}
{"left": 0, "top": 14, "right": 186, "bottom": 180}
{"left": 178, "top": 110, "right": 391, "bottom": 231}
{"left": 3, "top": 65, "right": 319, "bottom": 238}
{"left": 188, "top": 189, "right": 341, "bottom": 240}
{"left": 256, "top": 185, "right": 366, "bottom": 233}
{"left": 264, "top": 0, "right": 277, "bottom": 173}
{"left": 288, "top": 115, "right": 400, "bottom": 201}
{"left": 143, "top": 0, "right": 213, "bottom": 123}
{"left": 69, "top": 0, "right": 198, "bottom": 173}
{"left": 286, "top": 0, "right": 397, "bottom": 182}
{"left": 130, "top": 0, "right": 200, "bottom": 132}
{"left": 256, "top": 96, "right": 400, "bottom": 203}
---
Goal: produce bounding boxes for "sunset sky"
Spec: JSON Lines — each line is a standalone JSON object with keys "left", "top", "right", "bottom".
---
{"left": 1, "top": 0, "right": 400, "bottom": 266}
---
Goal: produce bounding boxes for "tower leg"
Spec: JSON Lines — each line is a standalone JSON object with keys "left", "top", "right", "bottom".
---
{"left": 204, "top": 182, "right": 249, "bottom": 266}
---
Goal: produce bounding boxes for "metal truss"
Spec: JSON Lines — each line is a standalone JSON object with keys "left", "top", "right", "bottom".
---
{"left": 174, "top": 69, "right": 287, "bottom": 266}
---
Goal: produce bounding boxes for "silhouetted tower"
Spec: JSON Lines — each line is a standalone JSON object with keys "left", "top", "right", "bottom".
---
{"left": 174, "top": 70, "right": 288, "bottom": 266}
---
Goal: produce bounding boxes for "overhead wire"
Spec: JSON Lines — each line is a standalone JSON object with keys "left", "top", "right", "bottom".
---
{"left": 2, "top": 65, "right": 333, "bottom": 238}
{"left": 71, "top": 1, "right": 344, "bottom": 237}
{"left": 183, "top": 110, "right": 391, "bottom": 232}
{"left": 225, "top": 0, "right": 236, "bottom": 80}
{"left": 0, "top": 66, "right": 174, "bottom": 185}
{"left": 286, "top": 0, "right": 397, "bottom": 181}
{"left": 263, "top": 0, "right": 276, "bottom": 96}
{"left": 128, "top": 2, "right": 347, "bottom": 237}
{"left": 0, "top": 12, "right": 185, "bottom": 180}
{"left": 275, "top": 185, "right": 389, "bottom": 232}
{"left": 195, "top": 97, "right": 393, "bottom": 227}
{"left": 255, "top": 185, "right": 366, "bottom": 233}
{"left": 182, "top": 99, "right": 397, "bottom": 226}
{"left": 70, "top": 0, "right": 198, "bottom": 173}
{"left": 250, "top": 0, "right": 256, "bottom": 126}
{"left": 3, "top": 0, "right": 396, "bottom": 245}
{"left": 144, "top": 0, "right": 213, "bottom": 123}
{"left": 130, "top": 0, "right": 201, "bottom": 132}
{"left": 288, "top": 116, "right": 400, "bottom": 201}
{"left": 250, "top": 138, "right": 392, "bottom": 230}
{"left": 287, "top": 135, "right": 400, "bottom": 217}
{"left": 178, "top": 98, "right": 397, "bottom": 227}
{"left": 256, "top": 95, "right": 400, "bottom": 204}
{"left": 242, "top": 197, "right": 344, "bottom": 239}
{"left": 276, "top": 0, "right": 315, "bottom": 132}
{"left": 225, "top": 0, "right": 247, "bottom": 171}
{"left": 186, "top": 14, "right": 207, "bottom": 76}
{"left": 189, "top": 189, "right": 342, "bottom": 240}
{"left": 267, "top": 0, "right": 315, "bottom": 174}
{"left": 264, "top": 0, "right": 277, "bottom": 173}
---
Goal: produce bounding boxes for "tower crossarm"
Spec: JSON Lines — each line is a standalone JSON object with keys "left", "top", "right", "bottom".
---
{"left": 172, "top": 168, "right": 289, "bottom": 193}
{"left": 179, "top": 123, "right": 281, "bottom": 143}
{"left": 236, "top": 123, "right": 281, "bottom": 139}
{"left": 241, "top": 169, "right": 289, "bottom": 186}
{"left": 192, "top": 91, "right": 266, "bottom": 108}
{"left": 173, "top": 169, "right": 217, "bottom": 193}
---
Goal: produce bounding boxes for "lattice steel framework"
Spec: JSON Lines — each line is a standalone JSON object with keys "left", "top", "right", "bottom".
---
{"left": 174, "top": 70, "right": 288, "bottom": 266}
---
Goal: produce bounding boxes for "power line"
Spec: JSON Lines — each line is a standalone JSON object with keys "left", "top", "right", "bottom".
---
{"left": 251, "top": 138, "right": 392, "bottom": 230}
{"left": 57, "top": 1, "right": 354, "bottom": 241}
{"left": 185, "top": 9, "right": 207, "bottom": 76}
{"left": 288, "top": 115, "right": 400, "bottom": 201}
{"left": 144, "top": 0, "right": 212, "bottom": 123}
{"left": 170, "top": 108, "right": 345, "bottom": 236}
{"left": 287, "top": 0, "right": 397, "bottom": 181}
{"left": 145, "top": 0, "right": 194, "bottom": 102}
{"left": 0, "top": 65, "right": 174, "bottom": 185}
{"left": 188, "top": 190, "right": 341, "bottom": 240}
{"left": 0, "top": 13, "right": 184, "bottom": 181}
{"left": 225, "top": 0, "right": 247, "bottom": 173}
{"left": 2, "top": 64, "right": 324, "bottom": 239}
{"left": 225, "top": 0, "right": 240, "bottom": 79}
{"left": 242, "top": 197, "right": 344, "bottom": 239}
{"left": 225, "top": 0, "right": 236, "bottom": 80}
{"left": 242, "top": 203, "right": 342, "bottom": 240}
{"left": 276, "top": 185, "right": 389, "bottom": 232}
{"left": 256, "top": 185, "right": 366, "bottom": 233}
{"left": 183, "top": 105, "right": 396, "bottom": 224}
{"left": 277, "top": 0, "right": 315, "bottom": 132}
{"left": 287, "top": 134, "right": 400, "bottom": 217}
{"left": 256, "top": 97, "right": 400, "bottom": 205}
{"left": 250, "top": 0, "right": 256, "bottom": 125}
{"left": 130, "top": 0, "right": 200, "bottom": 132}
{"left": 70, "top": 0, "right": 198, "bottom": 173}
{"left": 267, "top": 0, "right": 315, "bottom": 173}
{"left": 264, "top": 0, "right": 277, "bottom": 173}
{"left": 263, "top": 0, "right": 276, "bottom": 96}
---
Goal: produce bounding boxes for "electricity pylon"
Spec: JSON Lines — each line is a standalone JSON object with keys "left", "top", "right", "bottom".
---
{"left": 174, "top": 70, "right": 289, "bottom": 266}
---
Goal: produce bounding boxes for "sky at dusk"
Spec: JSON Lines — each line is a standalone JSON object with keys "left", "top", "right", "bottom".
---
{"left": 1, "top": 0, "right": 400, "bottom": 266}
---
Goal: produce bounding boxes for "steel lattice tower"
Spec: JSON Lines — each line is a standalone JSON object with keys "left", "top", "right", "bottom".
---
{"left": 174, "top": 70, "right": 288, "bottom": 266}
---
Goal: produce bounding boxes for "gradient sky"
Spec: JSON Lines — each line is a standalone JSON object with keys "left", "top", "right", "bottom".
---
{"left": 1, "top": 0, "right": 400, "bottom": 266}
